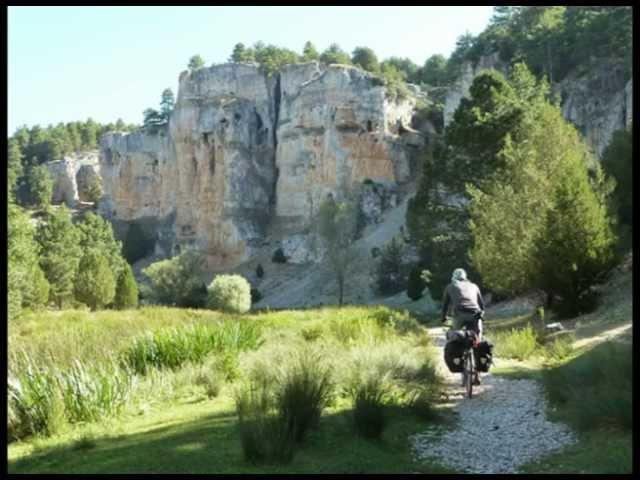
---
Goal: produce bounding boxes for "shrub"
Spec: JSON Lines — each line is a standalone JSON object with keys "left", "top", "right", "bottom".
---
{"left": 195, "top": 367, "right": 222, "bottom": 399}
{"left": 256, "top": 264, "right": 264, "bottom": 278}
{"left": 300, "top": 325, "right": 324, "bottom": 342}
{"left": 272, "top": 248, "right": 287, "bottom": 264}
{"left": 143, "top": 250, "right": 207, "bottom": 308}
{"left": 492, "top": 324, "right": 540, "bottom": 361}
{"left": 114, "top": 263, "right": 139, "bottom": 309}
{"left": 543, "top": 332, "right": 575, "bottom": 363}
{"left": 407, "top": 267, "right": 428, "bottom": 301}
{"left": 275, "top": 350, "right": 334, "bottom": 442}
{"left": 250, "top": 287, "right": 263, "bottom": 304}
{"left": 207, "top": 274, "right": 252, "bottom": 314}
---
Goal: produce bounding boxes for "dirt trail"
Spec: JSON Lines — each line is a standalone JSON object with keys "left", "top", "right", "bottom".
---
{"left": 410, "top": 326, "right": 577, "bottom": 474}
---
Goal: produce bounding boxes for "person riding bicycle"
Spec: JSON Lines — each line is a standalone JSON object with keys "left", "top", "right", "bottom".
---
{"left": 441, "top": 268, "right": 485, "bottom": 385}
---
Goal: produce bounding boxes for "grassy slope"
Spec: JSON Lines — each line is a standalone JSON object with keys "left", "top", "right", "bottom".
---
{"left": 8, "top": 306, "right": 456, "bottom": 474}
{"left": 485, "top": 263, "right": 633, "bottom": 474}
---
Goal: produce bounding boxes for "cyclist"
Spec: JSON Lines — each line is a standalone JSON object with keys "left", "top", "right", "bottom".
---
{"left": 441, "top": 268, "right": 485, "bottom": 385}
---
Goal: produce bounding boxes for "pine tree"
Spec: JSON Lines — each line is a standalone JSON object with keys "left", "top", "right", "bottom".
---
{"left": 26, "top": 164, "right": 53, "bottom": 209}
{"left": 76, "top": 211, "right": 125, "bottom": 279}
{"left": 301, "top": 41, "right": 319, "bottom": 61}
{"left": 37, "top": 206, "right": 82, "bottom": 308}
{"left": 74, "top": 249, "right": 116, "bottom": 310}
{"left": 351, "top": 46, "right": 380, "bottom": 73}
{"left": 8, "top": 139, "right": 24, "bottom": 202}
{"left": 159, "top": 88, "right": 175, "bottom": 123}
{"left": 114, "top": 263, "right": 139, "bottom": 309}
{"left": 188, "top": 54, "right": 205, "bottom": 72}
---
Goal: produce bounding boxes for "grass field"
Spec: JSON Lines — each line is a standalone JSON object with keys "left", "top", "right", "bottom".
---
{"left": 8, "top": 305, "right": 456, "bottom": 474}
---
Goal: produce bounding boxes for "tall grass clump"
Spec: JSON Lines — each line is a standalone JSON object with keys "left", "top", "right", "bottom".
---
{"left": 275, "top": 350, "right": 334, "bottom": 442}
{"left": 234, "top": 380, "right": 295, "bottom": 464}
{"left": 543, "top": 341, "right": 631, "bottom": 431}
{"left": 542, "top": 332, "right": 575, "bottom": 363}
{"left": 492, "top": 324, "right": 540, "bottom": 360}
{"left": 57, "top": 360, "right": 133, "bottom": 423}
{"left": 121, "top": 320, "right": 262, "bottom": 374}
{"left": 8, "top": 359, "right": 65, "bottom": 440}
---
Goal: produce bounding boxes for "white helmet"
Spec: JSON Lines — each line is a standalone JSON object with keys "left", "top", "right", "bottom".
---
{"left": 451, "top": 268, "right": 467, "bottom": 282}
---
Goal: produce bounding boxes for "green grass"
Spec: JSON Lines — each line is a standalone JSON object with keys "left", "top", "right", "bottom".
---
{"left": 8, "top": 393, "right": 456, "bottom": 474}
{"left": 8, "top": 305, "right": 452, "bottom": 473}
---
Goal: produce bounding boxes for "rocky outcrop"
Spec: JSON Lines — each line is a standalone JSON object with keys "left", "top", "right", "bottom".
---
{"left": 98, "top": 62, "right": 425, "bottom": 267}
{"left": 556, "top": 63, "right": 632, "bottom": 157}
{"left": 46, "top": 150, "right": 100, "bottom": 207}
{"left": 444, "top": 55, "right": 632, "bottom": 158}
{"left": 443, "top": 52, "right": 508, "bottom": 126}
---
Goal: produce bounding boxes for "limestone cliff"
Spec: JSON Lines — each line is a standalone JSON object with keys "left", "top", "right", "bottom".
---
{"left": 444, "top": 55, "right": 632, "bottom": 158}
{"left": 98, "top": 62, "right": 425, "bottom": 267}
{"left": 46, "top": 150, "right": 100, "bottom": 207}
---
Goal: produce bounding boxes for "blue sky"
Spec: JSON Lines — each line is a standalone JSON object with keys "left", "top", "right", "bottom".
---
{"left": 8, "top": 6, "right": 495, "bottom": 135}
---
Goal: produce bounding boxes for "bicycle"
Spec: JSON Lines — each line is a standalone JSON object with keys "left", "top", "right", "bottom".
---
{"left": 444, "top": 312, "right": 483, "bottom": 399}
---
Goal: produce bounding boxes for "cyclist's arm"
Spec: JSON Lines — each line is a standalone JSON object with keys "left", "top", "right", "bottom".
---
{"left": 477, "top": 287, "right": 485, "bottom": 311}
{"left": 441, "top": 287, "right": 450, "bottom": 322}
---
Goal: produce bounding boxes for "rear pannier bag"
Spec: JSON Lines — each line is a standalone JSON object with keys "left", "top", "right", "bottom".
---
{"left": 473, "top": 340, "right": 494, "bottom": 372}
{"left": 444, "top": 339, "right": 466, "bottom": 373}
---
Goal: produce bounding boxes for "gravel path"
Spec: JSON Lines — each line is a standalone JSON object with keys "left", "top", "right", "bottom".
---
{"left": 410, "top": 327, "right": 578, "bottom": 474}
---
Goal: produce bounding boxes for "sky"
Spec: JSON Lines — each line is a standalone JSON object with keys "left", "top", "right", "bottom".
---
{"left": 8, "top": 6, "right": 495, "bottom": 135}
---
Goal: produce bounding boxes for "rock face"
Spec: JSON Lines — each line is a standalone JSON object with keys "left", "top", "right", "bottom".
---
{"left": 46, "top": 150, "right": 100, "bottom": 207}
{"left": 444, "top": 55, "right": 632, "bottom": 158}
{"left": 556, "top": 63, "right": 632, "bottom": 157}
{"left": 99, "top": 62, "right": 425, "bottom": 267}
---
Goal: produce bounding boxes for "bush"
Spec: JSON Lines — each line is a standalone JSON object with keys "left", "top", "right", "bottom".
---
{"left": 143, "top": 250, "right": 207, "bottom": 308}
{"left": 256, "top": 264, "right": 264, "bottom": 278}
{"left": 543, "top": 332, "right": 575, "bottom": 363}
{"left": 272, "top": 248, "right": 287, "bottom": 264}
{"left": 492, "top": 324, "right": 540, "bottom": 361}
{"left": 114, "top": 263, "right": 139, "bottom": 309}
{"left": 406, "top": 267, "right": 428, "bottom": 301}
{"left": 250, "top": 287, "right": 263, "bottom": 304}
{"left": 207, "top": 274, "right": 252, "bottom": 314}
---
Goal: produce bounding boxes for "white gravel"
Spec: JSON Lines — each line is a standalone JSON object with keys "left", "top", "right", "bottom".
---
{"left": 410, "top": 328, "right": 578, "bottom": 474}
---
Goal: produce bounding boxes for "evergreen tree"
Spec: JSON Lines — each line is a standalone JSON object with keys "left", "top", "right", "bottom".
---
{"left": 37, "top": 205, "right": 82, "bottom": 308}
{"left": 601, "top": 127, "right": 632, "bottom": 226}
{"left": 188, "top": 54, "right": 205, "bottom": 72}
{"left": 351, "top": 46, "right": 380, "bottom": 73}
{"left": 143, "top": 249, "right": 207, "bottom": 307}
{"left": 320, "top": 43, "right": 351, "bottom": 65}
{"left": 230, "top": 42, "right": 255, "bottom": 63}
{"left": 114, "top": 262, "right": 139, "bottom": 309}
{"left": 420, "top": 54, "right": 448, "bottom": 86}
{"left": 8, "top": 139, "right": 24, "bottom": 202}
{"left": 374, "top": 236, "right": 409, "bottom": 295}
{"left": 26, "top": 164, "right": 53, "bottom": 209}
{"left": 301, "top": 41, "right": 319, "bottom": 61}
{"left": 76, "top": 211, "right": 125, "bottom": 279}
{"left": 159, "top": 88, "right": 175, "bottom": 122}
{"left": 74, "top": 249, "right": 116, "bottom": 310}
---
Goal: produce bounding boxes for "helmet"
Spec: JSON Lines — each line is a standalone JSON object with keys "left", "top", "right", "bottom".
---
{"left": 451, "top": 268, "right": 467, "bottom": 282}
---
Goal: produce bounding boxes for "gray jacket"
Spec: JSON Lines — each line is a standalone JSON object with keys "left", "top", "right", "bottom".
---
{"left": 442, "top": 280, "right": 484, "bottom": 319}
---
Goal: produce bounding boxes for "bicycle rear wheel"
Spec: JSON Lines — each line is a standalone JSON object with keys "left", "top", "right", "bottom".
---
{"left": 465, "top": 351, "right": 474, "bottom": 398}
